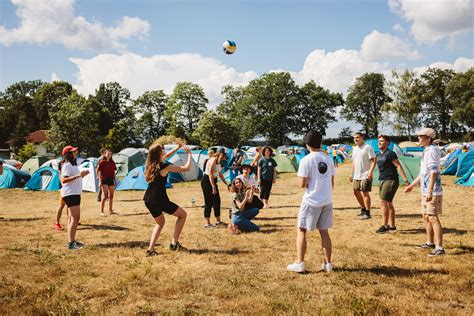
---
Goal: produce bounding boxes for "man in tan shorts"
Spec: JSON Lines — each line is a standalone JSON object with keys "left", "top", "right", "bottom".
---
{"left": 405, "top": 128, "right": 444, "bottom": 257}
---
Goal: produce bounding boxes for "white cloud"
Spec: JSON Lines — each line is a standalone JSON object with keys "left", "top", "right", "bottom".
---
{"left": 393, "top": 23, "right": 405, "bottom": 33}
{"left": 413, "top": 57, "right": 474, "bottom": 74}
{"left": 0, "top": 0, "right": 150, "bottom": 52}
{"left": 360, "top": 30, "right": 420, "bottom": 61}
{"left": 389, "top": 0, "right": 473, "bottom": 44}
{"left": 69, "top": 53, "right": 257, "bottom": 107}
{"left": 51, "top": 73, "right": 61, "bottom": 82}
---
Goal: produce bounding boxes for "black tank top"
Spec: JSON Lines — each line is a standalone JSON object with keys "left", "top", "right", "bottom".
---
{"left": 143, "top": 162, "right": 171, "bottom": 203}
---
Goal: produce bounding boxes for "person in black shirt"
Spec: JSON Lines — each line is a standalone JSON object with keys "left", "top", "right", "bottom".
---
{"left": 144, "top": 142, "right": 192, "bottom": 256}
{"left": 375, "top": 135, "right": 410, "bottom": 234}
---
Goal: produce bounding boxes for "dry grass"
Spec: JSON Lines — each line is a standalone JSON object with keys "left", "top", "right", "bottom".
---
{"left": 0, "top": 163, "right": 473, "bottom": 314}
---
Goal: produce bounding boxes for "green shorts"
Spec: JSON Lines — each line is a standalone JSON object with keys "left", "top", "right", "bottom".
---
{"left": 379, "top": 179, "right": 399, "bottom": 202}
{"left": 353, "top": 179, "right": 372, "bottom": 192}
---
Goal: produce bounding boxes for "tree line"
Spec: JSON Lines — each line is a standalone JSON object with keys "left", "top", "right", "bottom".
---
{"left": 0, "top": 68, "right": 472, "bottom": 156}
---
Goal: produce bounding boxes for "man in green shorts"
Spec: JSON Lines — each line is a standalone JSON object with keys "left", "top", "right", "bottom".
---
{"left": 375, "top": 135, "right": 410, "bottom": 233}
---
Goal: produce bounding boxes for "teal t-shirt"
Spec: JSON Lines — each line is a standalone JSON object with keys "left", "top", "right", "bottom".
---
{"left": 258, "top": 157, "right": 277, "bottom": 180}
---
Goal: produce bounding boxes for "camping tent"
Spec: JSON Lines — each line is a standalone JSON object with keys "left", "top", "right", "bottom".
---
{"left": 365, "top": 139, "right": 404, "bottom": 157}
{"left": 372, "top": 155, "right": 420, "bottom": 186}
{"left": 399, "top": 141, "right": 419, "bottom": 148}
{"left": 273, "top": 154, "right": 298, "bottom": 173}
{"left": 20, "top": 156, "right": 48, "bottom": 174}
{"left": 455, "top": 151, "right": 474, "bottom": 177}
{"left": 40, "top": 158, "right": 61, "bottom": 170}
{"left": 24, "top": 166, "right": 61, "bottom": 191}
{"left": 116, "top": 165, "right": 171, "bottom": 190}
{"left": 441, "top": 149, "right": 462, "bottom": 175}
{"left": 78, "top": 159, "right": 99, "bottom": 192}
{"left": 166, "top": 152, "right": 201, "bottom": 183}
{"left": 456, "top": 166, "right": 474, "bottom": 187}
{"left": 113, "top": 148, "right": 147, "bottom": 177}
{"left": 0, "top": 164, "right": 31, "bottom": 189}
{"left": 191, "top": 149, "right": 209, "bottom": 173}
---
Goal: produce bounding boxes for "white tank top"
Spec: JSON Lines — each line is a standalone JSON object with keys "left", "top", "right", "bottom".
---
{"left": 205, "top": 158, "right": 221, "bottom": 178}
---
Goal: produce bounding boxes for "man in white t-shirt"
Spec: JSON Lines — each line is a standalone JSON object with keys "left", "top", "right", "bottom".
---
{"left": 405, "top": 128, "right": 445, "bottom": 257}
{"left": 350, "top": 132, "right": 376, "bottom": 219}
{"left": 287, "top": 130, "right": 336, "bottom": 273}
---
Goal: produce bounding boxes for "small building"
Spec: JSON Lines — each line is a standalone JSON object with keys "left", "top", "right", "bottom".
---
{"left": 25, "top": 130, "right": 49, "bottom": 156}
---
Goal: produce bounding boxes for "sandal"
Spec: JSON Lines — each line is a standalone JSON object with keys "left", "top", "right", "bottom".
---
{"left": 146, "top": 249, "right": 159, "bottom": 257}
{"left": 215, "top": 221, "right": 227, "bottom": 226}
{"left": 204, "top": 224, "right": 214, "bottom": 229}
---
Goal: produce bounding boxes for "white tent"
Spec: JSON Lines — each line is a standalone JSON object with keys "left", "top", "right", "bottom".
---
{"left": 167, "top": 152, "right": 200, "bottom": 183}
{"left": 78, "top": 159, "right": 99, "bottom": 192}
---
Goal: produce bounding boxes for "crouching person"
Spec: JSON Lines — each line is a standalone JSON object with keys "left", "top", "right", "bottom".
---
{"left": 228, "top": 178, "right": 260, "bottom": 234}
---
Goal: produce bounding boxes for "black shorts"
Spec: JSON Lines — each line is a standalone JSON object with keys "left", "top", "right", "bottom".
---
{"left": 101, "top": 178, "right": 115, "bottom": 186}
{"left": 145, "top": 201, "right": 179, "bottom": 218}
{"left": 63, "top": 195, "right": 81, "bottom": 207}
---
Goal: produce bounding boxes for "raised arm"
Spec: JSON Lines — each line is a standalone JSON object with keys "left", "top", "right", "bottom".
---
{"left": 163, "top": 141, "right": 185, "bottom": 160}
{"left": 163, "top": 146, "right": 192, "bottom": 174}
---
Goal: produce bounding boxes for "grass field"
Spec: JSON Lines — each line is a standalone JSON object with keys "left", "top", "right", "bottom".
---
{"left": 0, "top": 162, "right": 473, "bottom": 314}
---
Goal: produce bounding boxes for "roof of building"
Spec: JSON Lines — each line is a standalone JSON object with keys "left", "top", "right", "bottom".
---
{"left": 25, "top": 130, "right": 48, "bottom": 143}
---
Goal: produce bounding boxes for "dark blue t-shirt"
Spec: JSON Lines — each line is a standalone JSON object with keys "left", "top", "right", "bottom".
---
{"left": 258, "top": 157, "right": 277, "bottom": 180}
{"left": 376, "top": 149, "right": 399, "bottom": 181}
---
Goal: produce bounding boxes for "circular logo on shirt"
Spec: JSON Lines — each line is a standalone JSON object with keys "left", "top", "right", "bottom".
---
{"left": 318, "top": 162, "right": 328, "bottom": 174}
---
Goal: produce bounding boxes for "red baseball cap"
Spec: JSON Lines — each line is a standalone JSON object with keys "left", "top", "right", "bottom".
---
{"left": 62, "top": 145, "right": 78, "bottom": 156}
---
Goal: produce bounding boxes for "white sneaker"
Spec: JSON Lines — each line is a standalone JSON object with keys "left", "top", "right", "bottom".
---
{"left": 287, "top": 261, "right": 305, "bottom": 273}
{"left": 321, "top": 262, "right": 333, "bottom": 272}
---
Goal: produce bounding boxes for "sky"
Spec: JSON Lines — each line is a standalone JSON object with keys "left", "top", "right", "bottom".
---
{"left": 0, "top": 0, "right": 473, "bottom": 137}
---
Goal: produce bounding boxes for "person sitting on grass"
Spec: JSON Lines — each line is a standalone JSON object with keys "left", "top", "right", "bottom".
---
{"left": 228, "top": 177, "right": 260, "bottom": 234}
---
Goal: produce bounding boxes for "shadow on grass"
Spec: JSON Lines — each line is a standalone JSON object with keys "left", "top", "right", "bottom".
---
{"left": 266, "top": 205, "right": 300, "bottom": 209}
{"left": 116, "top": 199, "right": 142, "bottom": 202}
{"left": 94, "top": 240, "right": 148, "bottom": 248}
{"left": 187, "top": 248, "right": 252, "bottom": 255}
{"left": 259, "top": 223, "right": 293, "bottom": 228}
{"left": 255, "top": 216, "right": 296, "bottom": 221}
{"left": 333, "top": 207, "right": 361, "bottom": 211}
{"left": 79, "top": 224, "right": 131, "bottom": 231}
{"left": 396, "top": 213, "right": 421, "bottom": 219}
{"left": 120, "top": 212, "right": 149, "bottom": 217}
{"left": 338, "top": 265, "right": 448, "bottom": 276}
{"left": 0, "top": 217, "right": 47, "bottom": 222}
{"left": 271, "top": 192, "right": 298, "bottom": 196}
{"left": 451, "top": 246, "right": 474, "bottom": 255}
{"left": 399, "top": 228, "right": 468, "bottom": 235}
{"left": 259, "top": 228, "right": 280, "bottom": 234}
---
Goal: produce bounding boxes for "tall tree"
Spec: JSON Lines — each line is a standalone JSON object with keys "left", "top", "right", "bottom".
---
{"left": 242, "top": 72, "right": 299, "bottom": 146}
{"left": 48, "top": 92, "right": 100, "bottom": 155}
{"left": 165, "top": 82, "right": 208, "bottom": 140}
{"left": 294, "top": 80, "right": 343, "bottom": 135}
{"left": 419, "top": 68, "right": 455, "bottom": 138}
{"left": 192, "top": 111, "right": 240, "bottom": 148}
{"left": 104, "top": 107, "right": 142, "bottom": 151}
{"left": 217, "top": 85, "right": 249, "bottom": 143}
{"left": 446, "top": 68, "right": 474, "bottom": 132}
{"left": 342, "top": 73, "right": 391, "bottom": 137}
{"left": 33, "top": 81, "right": 74, "bottom": 129}
{"left": 134, "top": 90, "right": 169, "bottom": 146}
{"left": 384, "top": 69, "right": 423, "bottom": 140}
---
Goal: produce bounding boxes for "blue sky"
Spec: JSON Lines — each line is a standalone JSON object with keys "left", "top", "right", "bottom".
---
{"left": 1, "top": 0, "right": 473, "bottom": 137}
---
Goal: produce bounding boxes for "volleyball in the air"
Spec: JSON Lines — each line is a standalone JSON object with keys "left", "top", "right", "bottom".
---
{"left": 223, "top": 40, "right": 237, "bottom": 54}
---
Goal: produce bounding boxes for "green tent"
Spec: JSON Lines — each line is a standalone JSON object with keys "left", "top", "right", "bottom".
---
{"left": 373, "top": 155, "right": 420, "bottom": 185}
{"left": 113, "top": 148, "right": 147, "bottom": 177}
{"left": 20, "top": 156, "right": 48, "bottom": 174}
{"left": 273, "top": 154, "right": 298, "bottom": 173}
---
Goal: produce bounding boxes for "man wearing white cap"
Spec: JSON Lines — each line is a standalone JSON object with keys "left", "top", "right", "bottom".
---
{"left": 405, "top": 128, "right": 445, "bottom": 256}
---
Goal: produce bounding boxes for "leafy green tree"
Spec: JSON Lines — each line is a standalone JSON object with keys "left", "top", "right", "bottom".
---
{"left": 384, "top": 69, "right": 423, "bottom": 140}
{"left": 342, "top": 73, "right": 391, "bottom": 138}
{"left": 338, "top": 127, "right": 352, "bottom": 139}
{"left": 48, "top": 92, "right": 100, "bottom": 155}
{"left": 134, "top": 90, "right": 169, "bottom": 146}
{"left": 17, "top": 142, "right": 37, "bottom": 163}
{"left": 217, "top": 85, "right": 250, "bottom": 143}
{"left": 33, "top": 81, "right": 74, "bottom": 129}
{"left": 103, "top": 107, "right": 142, "bottom": 151}
{"left": 419, "top": 68, "right": 456, "bottom": 138}
{"left": 242, "top": 72, "right": 299, "bottom": 146}
{"left": 165, "top": 82, "right": 208, "bottom": 140}
{"left": 294, "top": 80, "right": 343, "bottom": 135}
{"left": 192, "top": 111, "right": 240, "bottom": 148}
{"left": 446, "top": 68, "right": 474, "bottom": 131}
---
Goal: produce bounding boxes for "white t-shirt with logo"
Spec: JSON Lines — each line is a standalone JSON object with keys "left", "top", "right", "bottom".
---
{"left": 297, "top": 152, "right": 335, "bottom": 207}
{"left": 352, "top": 143, "right": 376, "bottom": 180}
{"left": 61, "top": 162, "right": 83, "bottom": 197}
{"left": 420, "top": 145, "right": 443, "bottom": 196}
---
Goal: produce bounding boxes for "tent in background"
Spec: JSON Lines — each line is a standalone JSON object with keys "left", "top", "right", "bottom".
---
{"left": 40, "top": 158, "right": 61, "bottom": 170}
{"left": 399, "top": 141, "right": 419, "bottom": 148}
{"left": 113, "top": 148, "right": 147, "bottom": 177}
{"left": 273, "top": 154, "right": 298, "bottom": 173}
{"left": 372, "top": 155, "right": 420, "bottom": 185}
{"left": 78, "top": 159, "right": 99, "bottom": 192}
{"left": 191, "top": 149, "right": 209, "bottom": 174}
{"left": 166, "top": 151, "right": 201, "bottom": 183}
{"left": 365, "top": 139, "right": 404, "bottom": 157}
{"left": 20, "top": 156, "right": 48, "bottom": 174}
{"left": 0, "top": 164, "right": 31, "bottom": 189}
{"left": 441, "top": 149, "right": 462, "bottom": 175}
{"left": 455, "top": 151, "right": 474, "bottom": 177}
{"left": 456, "top": 166, "right": 474, "bottom": 187}
{"left": 24, "top": 166, "right": 60, "bottom": 191}
{"left": 116, "top": 165, "right": 171, "bottom": 190}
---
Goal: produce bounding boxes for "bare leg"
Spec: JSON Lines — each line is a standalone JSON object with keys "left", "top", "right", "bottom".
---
{"left": 148, "top": 214, "right": 165, "bottom": 251}
{"left": 429, "top": 215, "right": 443, "bottom": 247}
{"left": 353, "top": 190, "right": 365, "bottom": 208}
{"left": 319, "top": 229, "right": 332, "bottom": 264}
{"left": 362, "top": 191, "right": 371, "bottom": 212}
{"left": 108, "top": 186, "right": 115, "bottom": 214}
{"left": 296, "top": 228, "right": 307, "bottom": 263}
{"left": 68, "top": 205, "right": 81, "bottom": 243}
{"left": 423, "top": 214, "right": 434, "bottom": 244}
{"left": 171, "top": 207, "right": 187, "bottom": 245}
{"left": 388, "top": 202, "right": 396, "bottom": 227}
{"left": 101, "top": 184, "right": 108, "bottom": 214}
{"left": 55, "top": 203, "right": 66, "bottom": 224}
{"left": 380, "top": 201, "right": 389, "bottom": 226}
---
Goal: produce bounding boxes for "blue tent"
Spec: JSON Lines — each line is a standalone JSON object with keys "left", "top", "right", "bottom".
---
{"left": 116, "top": 166, "right": 171, "bottom": 191}
{"left": 365, "top": 139, "right": 404, "bottom": 157}
{"left": 456, "top": 166, "right": 474, "bottom": 187}
{"left": 456, "top": 151, "right": 474, "bottom": 177}
{"left": 441, "top": 149, "right": 462, "bottom": 175}
{"left": 24, "top": 166, "right": 61, "bottom": 191}
{"left": 442, "top": 148, "right": 461, "bottom": 168}
{"left": 0, "top": 164, "right": 31, "bottom": 189}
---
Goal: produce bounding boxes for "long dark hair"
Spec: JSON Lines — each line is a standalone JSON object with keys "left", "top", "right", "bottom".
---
{"left": 145, "top": 143, "right": 164, "bottom": 183}
{"left": 64, "top": 151, "right": 77, "bottom": 166}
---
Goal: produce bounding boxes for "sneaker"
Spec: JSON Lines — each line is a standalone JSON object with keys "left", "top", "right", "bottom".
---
{"left": 415, "top": 242, "right": 435, "bottom": 249}
{"left": 360, "top": 212, "right": 371, "bottom": 220}
{"left": 428, "top": 248, "right": 445, "bottom": 257}
{"left": 215, "top": 221, "right": 227, "bottom": 227}
{"left": 321, "top": 262, "right": 334, "bottom": 272}
{"left": 146, "top": 249, "right": 159, "bottom": 257}
{"left": 376, "top": 225, "right": 390, "bottom": 234}
{"left": 68, "top": 241, "right": 84, "bottom": 250}
{"left": 388, "top": 226, "right": 397, "bottom": 232}
{"left": 287, "top": 261, "right": 305, "bottom": 273}
{"left": 204, "top": 224, "right": 214, "bottom": 229}
{"left": 169, "top": 242, "right": 187, "bottom": 252}
{"left": 53, "top": 223, "right": 62, "bottom": 231}
{"left": 358, "top": 208, "right": 366, "bottom": 216}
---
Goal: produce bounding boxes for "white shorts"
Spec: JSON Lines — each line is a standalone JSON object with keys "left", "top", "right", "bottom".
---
{"left": 297, "top": 201, "right": 333, "bottom": 231}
